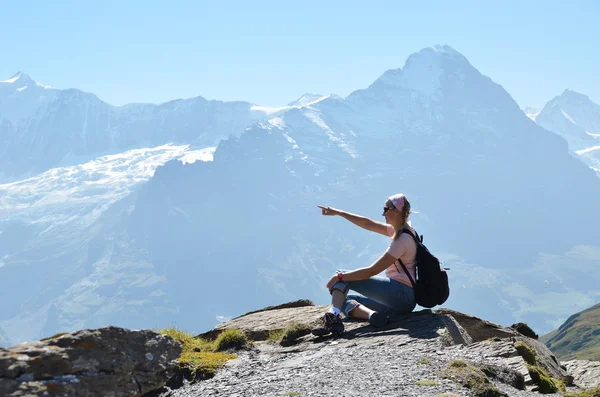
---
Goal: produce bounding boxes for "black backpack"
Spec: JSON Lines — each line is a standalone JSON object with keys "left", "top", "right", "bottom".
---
{"left": 395, "top": 228, "right": 449, "bottom": 308}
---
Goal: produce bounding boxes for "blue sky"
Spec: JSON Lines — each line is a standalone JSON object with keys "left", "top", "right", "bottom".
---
{"left": 1, "top": 0, "right": 598, "bottom": 108}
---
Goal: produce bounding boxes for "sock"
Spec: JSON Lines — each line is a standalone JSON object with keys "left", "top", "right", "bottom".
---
{"left": 368, "top": 312, "right": 375, "bottom": 319}
{"left": 328, "top": 307, "right": 341, "bottom": 316}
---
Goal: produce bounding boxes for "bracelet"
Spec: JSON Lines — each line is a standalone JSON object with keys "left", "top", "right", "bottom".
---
{"left": 337, "top": 272, "right": 344, "bottom": 281}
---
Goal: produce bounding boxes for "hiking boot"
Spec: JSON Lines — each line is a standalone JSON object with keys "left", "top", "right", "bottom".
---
{"left": 312, "top": 312, "right": 344, "bottom": 336}
{"left": 368, "top": 310, "right": 389, "bottom": 328}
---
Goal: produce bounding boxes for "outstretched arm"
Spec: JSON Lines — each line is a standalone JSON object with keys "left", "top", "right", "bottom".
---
{"left": 317, "top": 205, "right": 390, "bottom": 236}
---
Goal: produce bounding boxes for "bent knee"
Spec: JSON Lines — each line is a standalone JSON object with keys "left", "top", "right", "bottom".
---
{"left": 329, "top": 281, "right": 349, "bottom": 295}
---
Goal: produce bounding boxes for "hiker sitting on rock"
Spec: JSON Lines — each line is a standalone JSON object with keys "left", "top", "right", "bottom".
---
{"left": 312, "top": 193, "right": 417, "bottom": 336}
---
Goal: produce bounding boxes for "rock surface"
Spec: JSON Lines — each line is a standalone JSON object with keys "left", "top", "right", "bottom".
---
{"left": 170, "top": 306, "right": 579, "bottom": 397}
{"left": 0, "top": 326, "right": 181, "bottom": 397}
{"left": 563, "top": 359, "right": 600, "bottom": 389}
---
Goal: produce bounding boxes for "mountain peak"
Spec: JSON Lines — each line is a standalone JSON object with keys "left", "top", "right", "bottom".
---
{"left": 1, "top": 71, "right": 31, "bottom": 84}
{"left": 403, "top": 45, "right": 470, "bottom": 71}
{"left": 369, "top": 45, "right": 471, "bottom": 97}
{"left": 558, "top": 89, "right": 592, "bottom": 103}
{"left": 0, "top": 71, "right": 50, "bottom": 89}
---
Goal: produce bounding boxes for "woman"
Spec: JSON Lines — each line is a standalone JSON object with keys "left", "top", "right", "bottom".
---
{"left": 312, "top": 193, "right": 417, "bottom": 336}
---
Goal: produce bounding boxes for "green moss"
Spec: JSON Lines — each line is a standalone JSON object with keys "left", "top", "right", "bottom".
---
{"left": 214, "top": 329, "right": 250, "bottom": 352}
{"left": 513, "top": 339, "right": 566, "bottom": 394}
{"left": 565, "top": 387, "right": 600, "bottom": 397}
{"left": 416, "top": 379, "right": 440, "bottom": 386}
{"left": 526, "top": 363, "right": 565, "bottom": 394}
{"left": 282, "top": 392, "right": 302, "bottom": 397}
{"left": 514, "top": 341, "right": 537, "bottom": 365}
{"left": 440, "top": 361, "right": 505, "bottom": 397}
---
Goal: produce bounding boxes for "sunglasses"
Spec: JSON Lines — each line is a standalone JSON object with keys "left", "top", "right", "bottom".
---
{"left": 383, "top": 206, "right": 395, "bottom": 213}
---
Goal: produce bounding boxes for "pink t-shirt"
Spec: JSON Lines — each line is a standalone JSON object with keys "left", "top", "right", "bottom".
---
{"left": 384, "top": 224, "right": 417, "bottom": 288}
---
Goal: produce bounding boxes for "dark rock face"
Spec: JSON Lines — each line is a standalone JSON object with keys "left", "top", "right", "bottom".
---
{"left": 0, "top": 326, "right": 181, "bottom": 397}
{"left": 477, "top": 363, "right": 526, "bottom": 391}
{"left": 510, "top": 323, "right": 539, "bottom": 339}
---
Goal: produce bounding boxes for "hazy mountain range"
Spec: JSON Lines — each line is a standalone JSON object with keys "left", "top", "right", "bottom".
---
{"left": 1, "top": 45, "right": 599, "bottom": 348}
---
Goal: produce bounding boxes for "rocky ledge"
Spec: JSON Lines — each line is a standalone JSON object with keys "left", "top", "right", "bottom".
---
{"left": 171, "top": 303, "right": 594, "bottom": 397}
{"left": 0, "top": 326, "right": 181, "bottom": 397}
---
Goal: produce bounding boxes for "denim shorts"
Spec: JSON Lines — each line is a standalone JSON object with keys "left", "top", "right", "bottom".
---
{"left": 331, "top": 269, "right": 416, "bottom": 317}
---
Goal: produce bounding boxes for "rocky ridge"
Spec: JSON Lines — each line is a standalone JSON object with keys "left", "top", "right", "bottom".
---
{"left": 164, "top": 303, "right": 598, "bottom": 397}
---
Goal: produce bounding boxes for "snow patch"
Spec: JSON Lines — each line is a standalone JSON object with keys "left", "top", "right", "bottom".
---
{"left": 268, "top": 117, "right": 286, "bottom": 129}
{"left": 586, "top": 131, "right": 600, "bottom": 137}
{"left": 16, "top": 85, "right": 28, "bottom": 92}
{"left": 524, "top": 107, "right": 540, "bottom": 121}
{"left": 303, "top": 109, "right": 359, "bottom": 158}
{"left": 560, "top": 109, "right": 576, "bottom": 124}
{"left": 575, "top": 145, "right": 600, "bottom": 155}
{"left": 0, "top": 75, "right": 20, "bottom": 84}
{"left": 251, "top": 95, "right": 329, "bottom": 116}
{"left": 178, "top": 147, "right": 216, "bottom": 164}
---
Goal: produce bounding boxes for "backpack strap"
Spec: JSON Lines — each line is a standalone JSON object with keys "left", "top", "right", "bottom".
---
{"left": 401, "top": 228, "right": 421, "bottom": 244}
{"left": 397, "top": 258, "right": 416, "bottom": 288}
{"left": 394, "top": 228, "right": 419, "bottom": 288}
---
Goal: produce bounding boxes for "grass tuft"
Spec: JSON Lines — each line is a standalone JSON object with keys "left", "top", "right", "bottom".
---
{"left": 416, "top": 379, "right": 440, "bottom": 386}
{"left": 40, "top": 332, "right": 68, "bottom": 342}
{"left": 266, "top": 329, "right": 286, "bottom": 342}
{"left": 214, "top": 328, "right": 251, "bottom": 352}
{"left": 159, "top": 327, "right": 240, "bottom": 380}
{"left": 279, "top": 322, "right": 312, "bottom": 346}
{"left": 418, "top": 357, "right": 432, "bottom": 365}
{"left": 565, "top": 387, "right": 600, "bottom": 397}
{"left": 448, "top": 359, "right": 467, "bottom": 368}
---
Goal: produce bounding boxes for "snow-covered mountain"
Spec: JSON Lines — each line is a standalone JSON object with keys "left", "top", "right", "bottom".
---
{"left": 0, "top": 72, "right": 57, "bottom": 124}
{"left": 0, "top": 72, "right": 283, "bottom": 182}
{"left": 535, "top": 90, "right": 600, "bottom": 175}
{"left": 1, "top": 45, "right": 599, "bottom": 346}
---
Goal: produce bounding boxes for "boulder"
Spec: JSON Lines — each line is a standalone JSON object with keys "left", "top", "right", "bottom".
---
{"left": 0, "top": 326, "right": 181, "bottom": 397}
{"left": 436, "top": 308, "right": 520, "bottom": 342}
{"left": 510, "top": 322, "right": 539, "bottom": 339}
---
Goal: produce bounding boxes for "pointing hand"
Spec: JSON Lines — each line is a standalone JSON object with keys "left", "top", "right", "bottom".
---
{"left": 317, "top": 205, "right": 338, "bottom": 216}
